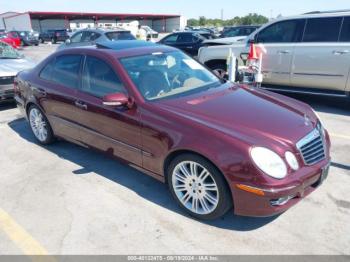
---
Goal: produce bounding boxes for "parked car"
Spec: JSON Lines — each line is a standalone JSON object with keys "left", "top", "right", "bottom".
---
{"left": 219, "top": 25, "right": 260, "bottom": 39}
{"left": 158, "top": 31, "right": 207, "bottom": 56}
{"left": 201, "top": 25, "right": 261, "bottom": 46}
{"left": 0, "top": 32, "right": 21, "bottom": 49}
{"left": 0, "top": 42, "right": 35, "bottom": 101}
{"left": 14, "top": 40, "right": 330, "bottom": 220}
{"left": 198, "top": 10, "right": 350, "bottom": 98}
{"left": 192, "top": 28, "right": 217, "bottom": 39}
{"left": 0, "top": 34, "right": 16, "bottom": 49}
{"left": 58, "top": 28, "right": 136, "bottom": 50}
{"left": 141, "top": 26, "right": 159, "bottom": 39}
{"left": 39, "top": 29, "right": 69, "bottom": 44}
{"left": 10, "top": 30, "right": 39, "bottom": 46}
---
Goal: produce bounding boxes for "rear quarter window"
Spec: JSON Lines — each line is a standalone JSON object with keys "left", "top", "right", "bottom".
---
{"left": 51, "top": 55, "right": 82, "bottom": 88}
{"left": 303, "top": 17, "right": 342, "bottom": 42}
{"left": 39, "top": 60, "right": 54, "bottom": 81}
{"left": 340, "top": 17, "right": 350, "bottom": 42}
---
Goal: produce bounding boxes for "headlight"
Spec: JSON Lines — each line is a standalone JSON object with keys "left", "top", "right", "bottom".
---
{"left": 250, "top": 147, "right": 287, "bottom": 179}
{"left": 285, "top": 151, "right": 299, "bottom": 171}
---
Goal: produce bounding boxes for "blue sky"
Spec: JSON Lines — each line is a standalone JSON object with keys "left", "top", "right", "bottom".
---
{"left": 1, "top": 0, "right": 350, "bottom": 19}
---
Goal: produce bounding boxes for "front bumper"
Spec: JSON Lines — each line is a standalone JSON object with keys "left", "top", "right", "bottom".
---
{"left": 231, "top": 158, "right": 330, "bottom": 217}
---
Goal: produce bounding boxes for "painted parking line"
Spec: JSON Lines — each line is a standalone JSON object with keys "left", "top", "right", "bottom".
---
{"left": 0, "top": 208, "right": 56, "bottom": 261}
{"left": 331, "top": 133, "right": 350, "bottom": 140}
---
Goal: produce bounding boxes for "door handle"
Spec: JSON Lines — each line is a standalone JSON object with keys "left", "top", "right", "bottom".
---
{"left": 333, "top": 50, "right": 349, "bottom": 55}
{"left": 74, "top": 100, "right": 87, "bottom": 110}
{"left": 277, "top": 50, "right": 291, "bottom": 54}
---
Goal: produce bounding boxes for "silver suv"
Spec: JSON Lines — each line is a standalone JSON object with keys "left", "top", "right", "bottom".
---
{"left": 58, "top": 28, "right": 136, "bottom": 50}
{"left": 198, "top": 10, "right": 350, "bottom": 98}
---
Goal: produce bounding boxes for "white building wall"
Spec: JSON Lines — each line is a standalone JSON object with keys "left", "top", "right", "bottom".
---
{"left": 0, "top": 12, "right": 19, "bottom": 30}
{"left": 31, "top": 19, "right": 41, "bottom": 32}
{"left": 69, "top": 19, "right": 95, "bottom": 30}
{"left": 139, "top": 19, "right": 152, "bottom": 27}
{"left": 3, "top": 13, "right": 32, "bottom": 31}
{"left": 152, "top": 17, "right": 184, "bottom": 32}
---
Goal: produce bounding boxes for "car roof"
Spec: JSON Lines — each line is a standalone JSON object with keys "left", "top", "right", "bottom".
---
{"left": 96, "top": 40, "right": 156, "bottom": 50}
{"left": 266, "top": 10, "right": 350, "bottom": 23}
{"left": 76, "top": 27, "right": 130, "bottom": 33}
{"left": 57, "top": 40, "right": 176, "bottom": 59}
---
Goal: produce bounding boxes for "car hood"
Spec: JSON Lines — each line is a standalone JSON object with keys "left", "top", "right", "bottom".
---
{"left": 157, "top": 84, "right": 316, "bottom": 148}
{"left": 0, "top": 58, "right": 36, "bottom": 77}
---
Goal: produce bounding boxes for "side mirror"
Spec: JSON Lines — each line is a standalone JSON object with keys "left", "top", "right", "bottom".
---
{"left": 102, "top": 93, "right": 133, "bottom": 108}
{"left": 65, "top": 39, "right": 71, "bottom": 44}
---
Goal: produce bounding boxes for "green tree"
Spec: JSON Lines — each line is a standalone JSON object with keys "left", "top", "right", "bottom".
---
{"left": 187, "top": 13, "right": 269, "bottom": 27}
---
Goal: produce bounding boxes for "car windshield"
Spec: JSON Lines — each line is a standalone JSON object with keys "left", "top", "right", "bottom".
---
{"left": 120, "top": 51, "right": 221, "bottom": 101}
{"left": 106, "top": 31, "right": 136, "bottom": 41}
{"left": 0, "top": 42, "right": 21, "bottom": 59}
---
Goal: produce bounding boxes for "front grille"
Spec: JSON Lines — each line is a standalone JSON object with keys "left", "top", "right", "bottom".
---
{"left": 297, "top": 127, "right": 326, "bottom": 165}
{"left": 0, "top": 76, "right": 15, "bottom": 85}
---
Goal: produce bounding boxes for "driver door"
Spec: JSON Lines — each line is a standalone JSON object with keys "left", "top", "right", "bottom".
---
{"left": 74, "top": 55, "right": 142, "bottom": 166}
{"left": 255, "top": 19, "right": 305, "bottom": 86}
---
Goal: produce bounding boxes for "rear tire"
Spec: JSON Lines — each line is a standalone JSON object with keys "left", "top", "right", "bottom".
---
{"left": 209, "top": 62, "right": 228, "bottom": 79}
{"left": 51, "top": 38, "right": 56, "bottom": 44}
{"left": 167, "top": 153, "right": 232, "bottom": 220}
{"left": 28, "top": 105, "right": 55, "bottom": 145}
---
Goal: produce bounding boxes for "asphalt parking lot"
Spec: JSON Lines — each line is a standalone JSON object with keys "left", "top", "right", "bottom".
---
{"left": 0, "top": 44, "right": 349, "bottom": 255}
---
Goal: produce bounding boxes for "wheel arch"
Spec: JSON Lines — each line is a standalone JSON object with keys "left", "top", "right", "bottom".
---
{"left": 204, "top": 59, "right": 227, "bottom": 70}
{"left": 163, "top": 149, "right": 232, "bottom": 194}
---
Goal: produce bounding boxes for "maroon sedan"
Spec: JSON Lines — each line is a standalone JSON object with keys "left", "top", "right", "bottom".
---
{"left": 14, "top": 41, "right": 331, "bottom": 220}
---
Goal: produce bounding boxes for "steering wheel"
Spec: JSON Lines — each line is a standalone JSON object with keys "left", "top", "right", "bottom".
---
{"left": 171, "top": 70, "right": 189, "bottom": 88}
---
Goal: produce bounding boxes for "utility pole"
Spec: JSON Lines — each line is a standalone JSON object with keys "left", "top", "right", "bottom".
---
{"left": 221, "top": 9, "right": 224, "bottom": 20}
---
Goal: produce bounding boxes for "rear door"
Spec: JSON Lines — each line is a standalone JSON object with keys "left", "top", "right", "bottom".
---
{"left": 74, "top": 55, "right": 142, "bottom": 166}
{"left": 176, "top": 33, "right": 199, "bottom": 56}
{"left": 255, "top": 19, "right": 305, "bottom": 86}
{"left": 291, "top": 16, "right": 350, "bottom": 91}
{"left": 35, "top": 54, "right": 83, "bottom": 143}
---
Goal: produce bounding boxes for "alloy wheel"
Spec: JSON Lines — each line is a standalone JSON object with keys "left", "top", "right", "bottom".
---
{"left": 172, "top": 161, "right": 219, "bottom": 215}
{"left": 29, "top": 108, "right": 48, "bottom": 142}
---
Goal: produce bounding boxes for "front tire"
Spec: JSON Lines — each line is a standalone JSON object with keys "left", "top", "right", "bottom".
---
{"left": 28, "top": 105, "right": 55, "bottom": 145}
{"left": 167, "top": 154, "right": 232, "bottom": 220}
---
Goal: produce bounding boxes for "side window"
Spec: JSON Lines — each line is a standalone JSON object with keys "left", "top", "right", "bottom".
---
{"left": 177, "top": 33, "right": 194, "bottom": 43}
{"left": 303, "top": 17, "right": 342, "bottom": 42}
{"left": 339, "top": 17, "right": 350, "bottom": 42}
{"left": 82, "top": 56, "right": 126, "bottom": 98}
{"left": 52, "top": 55, "right": 82, "bottom": 88}
{"left": 70, "top": 32, "right": 83, "bottom": 43}
{"left": 256, "top": 20, "right": 304, "bottom": 43}
{"left": 163, "top": 34, "right": 178, "bottom": 43}
{"left": 90, "top": 32, "right": 101, "bottom": 41}
{"left": 81, "top": 31, "right": 100, "bottom": 42}
{"left": 81, "top": 31, "right": 93, "bottom": 42}
{"left": 39, "top": 60, "right": 54, "bottom": 81}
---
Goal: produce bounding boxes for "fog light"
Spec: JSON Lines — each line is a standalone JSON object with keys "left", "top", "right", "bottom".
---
{"left": 270, "top": 195, "right": 294, "bottom": 206}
